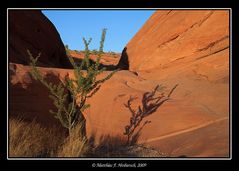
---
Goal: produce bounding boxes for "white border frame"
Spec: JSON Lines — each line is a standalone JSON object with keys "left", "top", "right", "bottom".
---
{"left": 7, "top": 8, "right": 232, "bottom": 160}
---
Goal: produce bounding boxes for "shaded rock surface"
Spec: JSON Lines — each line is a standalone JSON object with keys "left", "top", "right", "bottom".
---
{"left": 9, "top": 10, "right": 71, "bottom": 68}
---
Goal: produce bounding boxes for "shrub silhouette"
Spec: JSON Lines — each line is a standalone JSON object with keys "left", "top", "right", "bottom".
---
{"left": 124, "top": 84, "right": 178, "bottom": 145}
{"left": 28, "top": 28, "right": 118, "bottom": 138}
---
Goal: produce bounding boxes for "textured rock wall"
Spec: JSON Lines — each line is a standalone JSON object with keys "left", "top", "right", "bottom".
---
{"left": 119, "top": 10, "right": 229, "bottom": 72}
{"left": 9, "top": 10, "right": 71, "bottom": 68}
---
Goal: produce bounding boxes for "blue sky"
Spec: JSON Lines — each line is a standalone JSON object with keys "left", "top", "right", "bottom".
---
{"left": 42, "top": 10, "right": 155, "bottom": 53}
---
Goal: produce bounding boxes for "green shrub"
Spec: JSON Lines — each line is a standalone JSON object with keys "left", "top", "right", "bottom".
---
{"left": 28, "top": 28, "right": 118, "bottom": 138}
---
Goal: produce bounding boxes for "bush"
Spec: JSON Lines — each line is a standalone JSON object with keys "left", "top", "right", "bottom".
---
{"left": 28, "top": 28, "right": 118, "bottom": 138}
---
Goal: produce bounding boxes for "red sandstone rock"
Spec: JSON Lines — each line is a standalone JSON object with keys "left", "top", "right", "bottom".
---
{"left": 68, "top": 50, "right": 120, "bottom": 66}
{"left": 87, "top": 10, "right": 229, "bottom": 157}
{"left": 119, "top": 10, "right": 229, "bottom": 72}
{"left": 9, "top": 10, "right": 71, "bottom": 68}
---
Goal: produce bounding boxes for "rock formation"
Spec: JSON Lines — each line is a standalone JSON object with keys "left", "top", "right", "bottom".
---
{"left": 118, "top": 10, "right": 229, "bottom": 72}
{"left": 87, "top": 10, "right": 230, "bottom": 157}
{"left": 9, "top": 10, "right": 71, "bottom": 68}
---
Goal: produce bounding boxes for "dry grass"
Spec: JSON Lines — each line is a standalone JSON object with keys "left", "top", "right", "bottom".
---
{"left": 9, "top": 117, "right": 90, "bottom": 157}
{"left": 9, "top": 117, "right": 166, "bottom": 158}
{"left": 57, "top": 123, "right": 88, "bottom": 157}
{"left": 9, "top": 117, "right": 66, "bottom": 157}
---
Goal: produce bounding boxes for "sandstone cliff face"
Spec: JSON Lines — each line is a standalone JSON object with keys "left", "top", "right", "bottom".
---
{"left": 87, "top": 10, "right": 230, "bottom": 157}
{"left": 69, "top": 51, "right": 120, "bottom": 66}
{"left": 9, "top": 10, "right": 71, "bottom": 68}
{"left": 119, "top": 10, "right": 229, "bottom": 72}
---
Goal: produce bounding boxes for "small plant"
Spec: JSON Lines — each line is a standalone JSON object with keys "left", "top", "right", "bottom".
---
{"left": 28, "top": 28, "right": 118, "bottom": 138}
{"left": 124, "top": 84, "right": 178, "bottom": 145}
